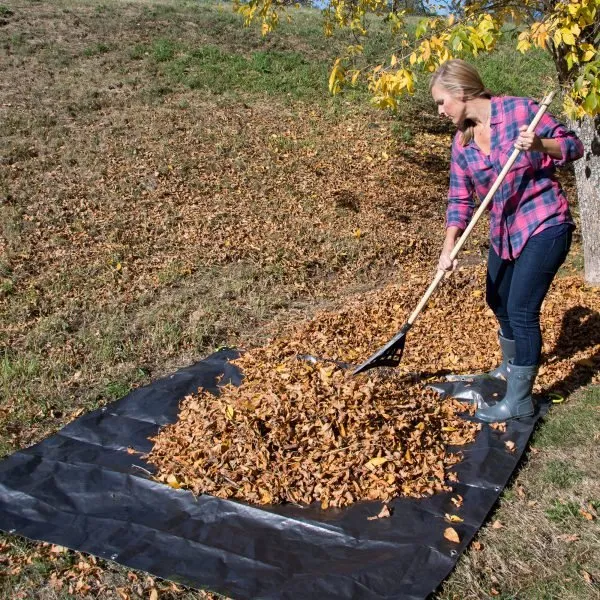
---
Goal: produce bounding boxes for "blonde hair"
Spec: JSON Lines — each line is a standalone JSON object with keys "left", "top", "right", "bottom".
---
{"left": 430, "top": 59, "right": 493, "bottom": 146}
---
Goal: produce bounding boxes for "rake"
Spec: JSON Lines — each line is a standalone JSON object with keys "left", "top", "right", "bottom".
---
{"left": 353, "top": 91, "right": 556, "bottom": 376}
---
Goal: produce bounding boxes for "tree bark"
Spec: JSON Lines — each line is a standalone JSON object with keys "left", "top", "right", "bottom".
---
{"left": 570, "top": 114, "right": 600, "bottom": 285}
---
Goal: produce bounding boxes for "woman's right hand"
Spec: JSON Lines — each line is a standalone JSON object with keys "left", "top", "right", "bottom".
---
{"left": 438, "top": 226, "right": 461, "bottom": 273}
{"left": 438, "top": 250, "right": 458, "bottom": 272}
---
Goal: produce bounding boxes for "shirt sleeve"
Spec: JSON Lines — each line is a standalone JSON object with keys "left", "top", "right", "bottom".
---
{"left": 528, "top": 99, "right": 584, "bottom": 167}
{"left": 446, "top": 137, "right": 475, "bottom": 230}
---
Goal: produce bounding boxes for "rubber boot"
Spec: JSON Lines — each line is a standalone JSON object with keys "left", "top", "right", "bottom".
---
{"left": 486, "top": 333, "right": 516, "bottom": 379}
{"left": 450, "top": 332, "right": 515, "bottom": 381}
{"left": 475, "top": 363, "right": 537, "bottom": 423}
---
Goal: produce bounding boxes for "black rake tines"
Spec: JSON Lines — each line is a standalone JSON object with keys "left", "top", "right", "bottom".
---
{"left": 352, "top": 323, "right": 412, "bottom": 375}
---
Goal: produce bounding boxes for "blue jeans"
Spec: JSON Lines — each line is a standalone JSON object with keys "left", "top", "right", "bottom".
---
{"left": 486, "top": 225, "right": 572, "bottom": 366}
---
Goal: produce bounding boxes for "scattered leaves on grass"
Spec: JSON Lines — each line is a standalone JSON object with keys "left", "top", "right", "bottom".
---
{"left": 579, "top": 508, "right": 595, "bottom": 521}
{"left": 557, "top": 533, "right": 580, "bottom": 543}
{"left": 581, "top": 570, "right": 595, "bottom": 584}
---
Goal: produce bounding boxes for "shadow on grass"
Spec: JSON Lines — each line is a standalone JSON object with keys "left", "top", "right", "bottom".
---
{"left": 544, "top": 305, "right": 600, "bottom": 397}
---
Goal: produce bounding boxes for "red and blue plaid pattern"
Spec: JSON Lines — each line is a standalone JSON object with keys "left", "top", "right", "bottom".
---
{"left": 446, "top": 96, "right": 584, "bottom": 260}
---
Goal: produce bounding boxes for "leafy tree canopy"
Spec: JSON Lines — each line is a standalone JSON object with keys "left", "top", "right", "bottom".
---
{"left": 234, "top": 0, "right": 599, "bottom": 119}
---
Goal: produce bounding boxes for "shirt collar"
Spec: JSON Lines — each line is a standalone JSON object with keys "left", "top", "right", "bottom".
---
{"left": 490, "top": 96, "right": 503, "bottom": 125}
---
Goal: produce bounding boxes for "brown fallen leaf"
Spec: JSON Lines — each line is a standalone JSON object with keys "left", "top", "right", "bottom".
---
{"left": 581, "top": 570, "right": 594, "bottom": 584}
{"left": 491, "top": 520, "right": 504, "bottom": 529}
{"left": 504, "top": 440, "right": 516, "bottom": 453}
{"left": 367, "top": 504, "right": 391, "bottom": 520}
{"left": 443, "top": 527, "right": 460, "bottom": 543}
{"left": 450, "top": 495, "right": 464, "bottom": 508}
{"left": 471, "top": 540, "right": 483, "bottom": 551}
{"left": 150, "top": 589, "right": 159, "bottom": 600}
{"left": 558, "top": 534, "right": 580, "bottom": 543}
{"left": 579, "top": 508, "right": 594, "bottom": 521}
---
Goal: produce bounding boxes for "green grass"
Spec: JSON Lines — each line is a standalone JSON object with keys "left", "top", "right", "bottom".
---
{"left": 83, "top": 42, "right": 111, "bottom": 57}
{"left": 149, "top": 43, "right": 329, "bottom": 99}
{"left": 542, "top": 460, "right": 585, "bottom": 489}
{"left": 533, "top": 386, "right": 600, "bottom": 448}
{"left": 545, "top": 499, "right": 584, "bottom": 523}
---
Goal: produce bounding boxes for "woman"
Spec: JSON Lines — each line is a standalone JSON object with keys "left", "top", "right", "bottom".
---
{"left": 430, "top": 59, "right": 584, "bottom": 423}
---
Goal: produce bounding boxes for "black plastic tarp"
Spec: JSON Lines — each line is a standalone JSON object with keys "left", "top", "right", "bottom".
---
{"left": 0, "top": 350, "right": 547, "bottom": 599}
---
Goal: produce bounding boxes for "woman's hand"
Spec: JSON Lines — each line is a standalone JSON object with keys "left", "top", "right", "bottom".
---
{"left": 439, "top": 227, "right": 461, "bottom": 272}
{"left": 515, "top": 125, "right": 542, "bottom": 152}
{"left": 438, "top": 250, "right": 458, "bottom": 272}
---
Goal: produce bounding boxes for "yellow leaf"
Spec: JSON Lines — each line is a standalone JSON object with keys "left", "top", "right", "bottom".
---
{"left": 582, "top": 49, "right": 596, "bottom": 62}
{"left": 261, "top": 22, "right": 269, "bottom": 36}
{"left": 354, "top": 228, "right": 362, "bottom": 239}
{"left": 444, "top": 527, "right": 460, "bottom": 543}
{"left": 390, "top": 54, "right": 398, "bottom": 67}
{"left": 442, "top": 426, "right": 457, "bottom": 432}
{"left": 553, "top": 29, "right": 562, "bottom": 47}
{"left": 167, "top": 474, "right": 181, "bottom": 489}
{"left": 445, "top": 513, "right": 464, "bottom": 523}
{"left": 259, "top": 488, "right": 272, "bottom": 503}
{"left": 225, "top": 405, "right": 235, "bottom": 420}
{"left": 561, "top": 28, "right": 575, "bottom": 45}
{"left": 381, "top": 151, "right": 389, "bottom": 160}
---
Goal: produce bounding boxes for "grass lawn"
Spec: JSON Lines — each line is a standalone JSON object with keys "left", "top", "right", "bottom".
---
{"left": 0, "top": 0, "right": 598, "bottom": 598}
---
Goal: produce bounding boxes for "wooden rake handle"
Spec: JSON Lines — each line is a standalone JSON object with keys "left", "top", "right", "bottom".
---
{"left": 406, "top": 90, "right": 556, "bottom": 327}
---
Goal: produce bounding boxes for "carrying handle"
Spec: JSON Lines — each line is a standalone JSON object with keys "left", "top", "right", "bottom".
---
{"left": 406, "top": 90, "right": 556, "bottom": 326}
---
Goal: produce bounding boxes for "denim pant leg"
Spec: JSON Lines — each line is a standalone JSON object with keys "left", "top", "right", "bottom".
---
{"left": 507, "top": 229, "right": 572, "bottom": 366}
{"left": 486, "top": 246, "right": 515, "bottom": 340}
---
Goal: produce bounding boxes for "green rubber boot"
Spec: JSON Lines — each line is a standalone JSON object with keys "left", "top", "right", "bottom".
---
{"left": 475, "top": 363, "right": 537, "bottom": 423}
{"left": 449, "top": 332, "right": 515, "bottom": 382}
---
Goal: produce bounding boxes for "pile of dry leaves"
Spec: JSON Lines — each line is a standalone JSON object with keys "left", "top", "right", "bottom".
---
{"left": 149, "top": 266, "right": 600, "bottom": 508}
{"left": 149, "top": 353, "right": 478, "bottom": 507}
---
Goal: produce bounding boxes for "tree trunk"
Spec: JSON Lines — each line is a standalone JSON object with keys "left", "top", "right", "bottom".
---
{"left": 570, "top": 114, "right": 600, "bottom": 286}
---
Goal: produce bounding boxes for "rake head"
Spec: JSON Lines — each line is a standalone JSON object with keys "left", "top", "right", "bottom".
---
{"left": 352, "top": 323, "right": 412, "bottom": 376}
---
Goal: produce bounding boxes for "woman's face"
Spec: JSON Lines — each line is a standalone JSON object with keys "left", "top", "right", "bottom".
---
{"left": 431, "top": 83, "right": 465, "bottom": 126}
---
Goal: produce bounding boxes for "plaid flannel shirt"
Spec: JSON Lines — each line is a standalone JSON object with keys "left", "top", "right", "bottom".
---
{"left": 446, "top": 96, "right": 584, "bottom": 260}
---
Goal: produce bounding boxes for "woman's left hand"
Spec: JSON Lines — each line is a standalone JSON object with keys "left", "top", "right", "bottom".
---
{"left": 515, "top": 125, "right": 542, "bottom": 152}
